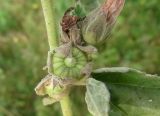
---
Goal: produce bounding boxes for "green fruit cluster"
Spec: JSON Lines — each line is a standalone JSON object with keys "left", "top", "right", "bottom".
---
{"left": 53, "top": 48, "right": 87, "bottom": 79}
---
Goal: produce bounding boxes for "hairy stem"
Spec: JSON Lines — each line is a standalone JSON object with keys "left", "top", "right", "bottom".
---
{"left": 60, "top": 95, "right": 73, "bottom": 116}
{"left": 40, "top": 1, "right": 73, "bottom": 116}
{"left": 41, "top": 0, "right": 58, "bottom": 50}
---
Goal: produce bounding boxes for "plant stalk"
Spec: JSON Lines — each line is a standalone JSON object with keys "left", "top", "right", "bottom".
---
{"left": 60, "top": 95, "right": 73, "bottom": 116}
{"left": 41, "top": 0, "right": 58, "bottom": 50}
{"left": 41, "top": 1, "right": 73, "bottom": 116}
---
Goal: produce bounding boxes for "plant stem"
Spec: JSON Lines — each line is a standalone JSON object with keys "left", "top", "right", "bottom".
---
{"left": 41, "top": 1, "right": 73, "bottom": 116}
{"left": 41, "top": 0, "right": 58, "bottom": 50}
{"left": 60, "top": 95, "right": 73, "bottom": 116}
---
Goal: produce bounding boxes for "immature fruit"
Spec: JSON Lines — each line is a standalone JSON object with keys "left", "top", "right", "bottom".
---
{"left": 81, "top": 0, "right": 125, "bottom": 45}
{"left": 53, "top": 47, "right": 87, "bottom": 79}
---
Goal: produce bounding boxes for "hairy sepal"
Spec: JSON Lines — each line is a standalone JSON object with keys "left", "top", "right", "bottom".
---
{"left": 81, "top": 0, "right": 125, "bottom": 45}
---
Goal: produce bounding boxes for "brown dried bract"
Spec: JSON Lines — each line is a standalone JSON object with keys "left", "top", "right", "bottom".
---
{"left": 60, "top": 7, "right": 81, "bottom": 34}
{"left": 60, "top": 7, "right": 87, "bottom": 47}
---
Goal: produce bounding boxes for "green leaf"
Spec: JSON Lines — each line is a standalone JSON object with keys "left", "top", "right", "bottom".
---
{"left": 80, "top": 0, "right": 104, "bottom": 12}
{"left": 92, "top": 67, "right": 160, "bottom": 116}
{"left": 85, "top": 78, "right": 110, "bottom": 116}
{"left": 73, "top": 1, "right": 86, "bottom": 17}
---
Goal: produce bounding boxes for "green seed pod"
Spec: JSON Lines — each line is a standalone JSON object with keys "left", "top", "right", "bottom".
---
{"left": 81, "top": 0, "right": 125, "bottom": 45}
{"left": 53, "top": 47, "right": 87, "bottom": 79}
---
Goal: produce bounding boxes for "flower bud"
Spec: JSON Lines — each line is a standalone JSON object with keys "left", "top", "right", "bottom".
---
{"left": 81, "top": 0, "right": 125, "bottom": 45}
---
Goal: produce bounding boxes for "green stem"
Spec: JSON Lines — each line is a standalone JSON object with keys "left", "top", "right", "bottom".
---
{"left": 60, "top": 95, "right": 73, "bottom": 116}
{"left": 41, "top": 1, "right": 73, "bottom": 116}
{"left": 41, "top": 0, "right": 58, "bottom": 50}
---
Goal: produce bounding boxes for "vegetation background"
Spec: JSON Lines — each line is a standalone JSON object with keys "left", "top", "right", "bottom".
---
{"left": 0, "top": 0, "right": 160, "bottom": 115}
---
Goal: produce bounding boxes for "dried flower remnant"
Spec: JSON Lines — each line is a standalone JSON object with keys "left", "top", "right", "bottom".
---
{"left": 61, "top": 7, "right": 79, "bottom": 34}
{"left": 60, "top": 7, "right": 85, "bottom": 38}
{"left": 82, "top": 0, "right": 125, "bottom": 45}
{"left": 102, "top": 0, "right": 125, "bottom": 23}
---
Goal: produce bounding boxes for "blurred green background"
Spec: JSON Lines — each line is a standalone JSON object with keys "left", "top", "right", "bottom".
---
{"left": 0, "top": 0, "right": 160, "bottom": 116}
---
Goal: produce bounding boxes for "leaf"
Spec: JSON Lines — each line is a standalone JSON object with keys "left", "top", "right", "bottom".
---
{"left": 85, "top": 78, "right": 110, "bottom": 116}
{"left": 80, "top": 0, "right": 104, "bottom": 12}
{"left": 92, "top": 67, "right": 160, "bottom": 116}
{"left": 74, "top": 1, "right": 86, "bottom": 17}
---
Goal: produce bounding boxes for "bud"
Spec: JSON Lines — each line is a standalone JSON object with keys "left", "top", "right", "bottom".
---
{"left": 35, "top": 74, "right": 64, "bottom": 97}
{"left": 81, "top": 0, "right": 125, "bottom": 45}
